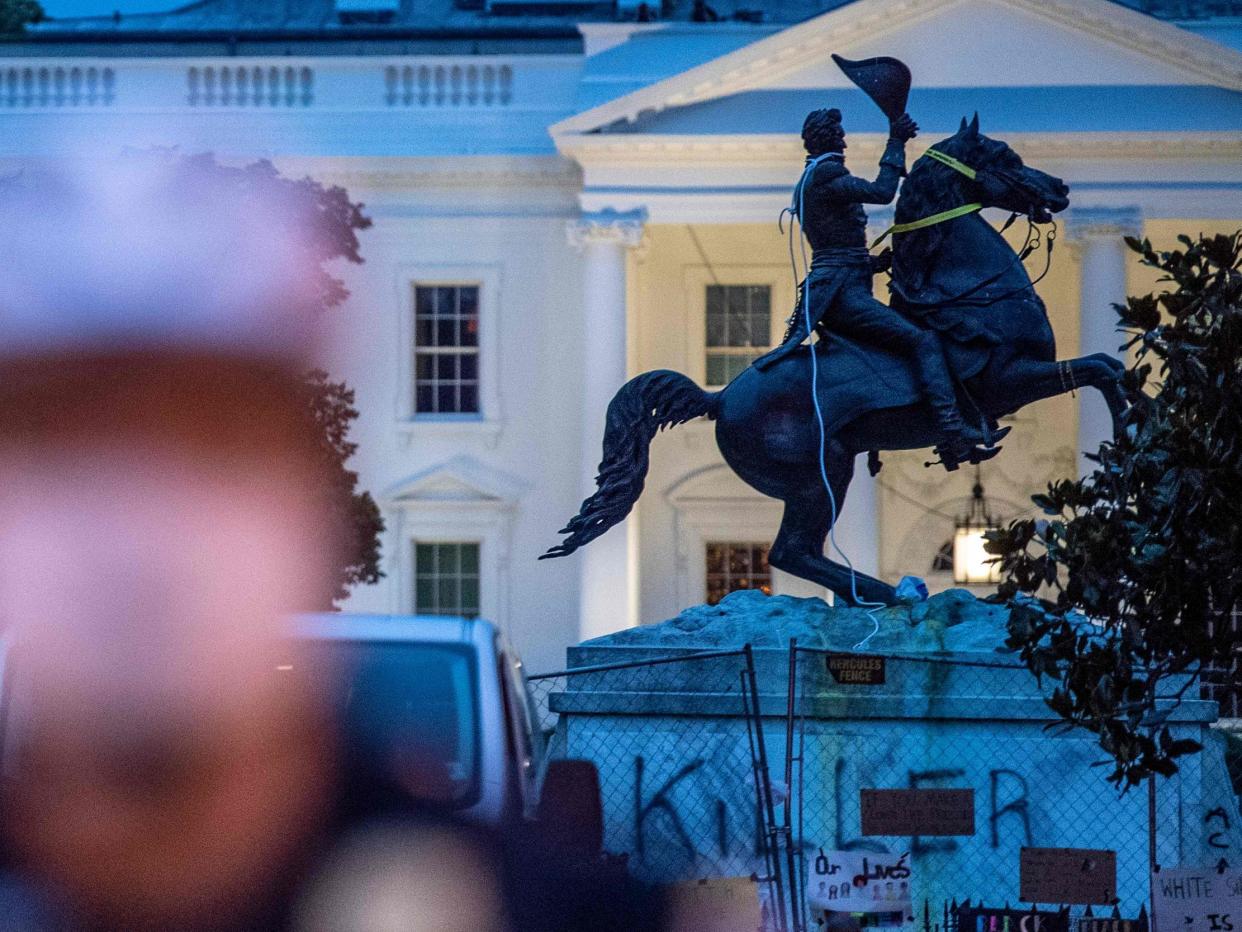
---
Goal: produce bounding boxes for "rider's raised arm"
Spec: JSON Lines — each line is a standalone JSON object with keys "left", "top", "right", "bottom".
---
{"left": 826, "top": 137, "right": 907, "bottom": 205}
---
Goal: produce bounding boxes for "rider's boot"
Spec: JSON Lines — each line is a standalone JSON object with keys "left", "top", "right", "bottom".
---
{"left": 913, "top": 337, "right": 1009, "bottom": 471}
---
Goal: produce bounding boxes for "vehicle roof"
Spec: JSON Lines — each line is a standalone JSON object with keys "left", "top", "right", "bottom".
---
{"left": 292, "top": 613, "right": 498, "bottom": 648}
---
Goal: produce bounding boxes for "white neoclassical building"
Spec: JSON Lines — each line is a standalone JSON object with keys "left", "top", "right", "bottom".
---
{"left": 5, "top": 0, "right": 1241, "bottom": 671}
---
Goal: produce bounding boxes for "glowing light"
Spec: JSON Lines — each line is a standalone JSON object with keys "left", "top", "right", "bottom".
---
{"left": 953, "top": 467, "right": 1000, "bottom": 585}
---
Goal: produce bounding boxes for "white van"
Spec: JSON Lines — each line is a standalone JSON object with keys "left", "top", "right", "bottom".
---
{"left": 288, "top": 614, "right": 546, "bottom": 826}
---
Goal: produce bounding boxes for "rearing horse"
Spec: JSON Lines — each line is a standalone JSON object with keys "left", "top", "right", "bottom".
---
{"left": 543, "top": 116, "right": 1129, "bottom": 606}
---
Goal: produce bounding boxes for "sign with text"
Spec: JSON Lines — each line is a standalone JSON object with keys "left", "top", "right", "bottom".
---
{"left": 861, "top": 788, "right": 976, "bottom": 836}
{"left": 957, "top": 904, "right": 1071, "bottom": 932}
{"left": 670, "top": 877, "right": 763, "bottom": 932}
{"left": 1077, "top": 916, "right": 1148, "bottom": 932}
{"left": 807, "top": 848, "right": 914, "bottom": 916}
{"left": 1152, "top": 867, "right": 1242, "bottom": 932}
{"left": 826, "top": 653, "right": 886, "bottom": 685}
{"left": 1019, "top": 847, "right": 1117, "bottom": 905}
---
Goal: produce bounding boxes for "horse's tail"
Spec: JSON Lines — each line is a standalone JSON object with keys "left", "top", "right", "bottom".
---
{"left": 541, "top": 370, "right": 719, "bottom": 560}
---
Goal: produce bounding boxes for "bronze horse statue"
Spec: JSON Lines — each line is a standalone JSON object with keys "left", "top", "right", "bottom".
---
{"left": 542, "top": 117, "right": 1129, "bottom": 606}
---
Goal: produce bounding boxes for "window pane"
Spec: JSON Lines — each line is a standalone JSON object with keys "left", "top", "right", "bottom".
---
{"left": 439, "top": 545, "right": 459, "bottom": 574}
{"left": 436, "top": 286, "right": 455, "bottom": 315}
{"left": 416, "top": 543, "right": 435, "bottom": 574}
{"left": 438, "top": 577, "right": 458, "bottom": 608}
{"left": 436, "top": 354, "right": 457, "bottom": 380}
{"left": 459, "top": 287, "right": 479, "bottom": 316}
{"left": 706, "top": 312, "right": 725, "bottom": 347}
{"left": 415, "top": 319, "right": 435, "bottom": 348}
{"left": 726, "top": 285, "right": 749, "bottom": 318}
{"left": 461, "top": 318, "right": 479, "bottom": 348}
{"left": 459, "top": 384, "right": 479, "bottom": 413}
{"left": 460, "top": 354, "right": 478, "bottom": 380}
{"left": 436, "top": 319, "right": 456, "bottom": 346}
{"left": 437, "top": 385, "right": 456, "bottom": 412}
{"left": 706, "top": 355, "right": 726, "bottom": 387}
{"left": 460, "top": 577, "right": 480, "bottom": 612}
{"left": 415, "top": 577, "right": 436, "bottom": 611}
{"left": 416, "top": 385, "right": 435, "bottom": 413}
{"left": 705, "top": 541, "right": 772, "bottom": 605}
{"left": 416, "top": 286, "right": 435, "bottom": 318}
{"left": 415, "top": 354, "right": 434, "bottom": 379}
{"left": 460, "top": 544, "right": 479, "bottom": 574}
{"left": 706, "top": 285, "right": 724, "bottom": 317}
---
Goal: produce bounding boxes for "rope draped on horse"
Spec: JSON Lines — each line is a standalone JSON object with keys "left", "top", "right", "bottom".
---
{"left": 539, "top": 371, "right": 720, "bottom": 560}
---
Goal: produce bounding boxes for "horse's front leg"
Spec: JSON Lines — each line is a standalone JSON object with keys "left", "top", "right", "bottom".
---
{"left": 991, "top": 354, "right": 1127, "bottom": 438}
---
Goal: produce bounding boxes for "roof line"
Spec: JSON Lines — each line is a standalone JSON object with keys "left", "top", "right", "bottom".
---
{"left": 9, "top": 25, "right": 584, "bottom": 45}
{"left": 550, "top": 0, "right": 1242, "bottom": 137}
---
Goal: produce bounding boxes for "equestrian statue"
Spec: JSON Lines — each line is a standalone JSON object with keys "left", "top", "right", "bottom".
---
{"left": 543, "top": 55, "right": 1130, "bottom": 607}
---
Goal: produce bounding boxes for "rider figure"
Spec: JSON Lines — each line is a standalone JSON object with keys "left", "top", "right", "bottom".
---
{"left": 754, "top": 107, "right": 1002, "bottom": 469}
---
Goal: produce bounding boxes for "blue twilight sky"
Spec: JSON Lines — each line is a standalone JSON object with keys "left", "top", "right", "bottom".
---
{"left": 42, "top": 0, "right": 177, "bottom": 17}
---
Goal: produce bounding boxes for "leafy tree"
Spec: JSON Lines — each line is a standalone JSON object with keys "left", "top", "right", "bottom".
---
{"left": 0, "top": 0, "right": 42, "bottom": 36}
{"left": 988, "top": 231, "right": 1242, "bottom": 788}
{"left": 173, "top": 153, "right": 383, "bottom": 606}
{"left": 303, "top": 369, "right": 385, "bottom": 605}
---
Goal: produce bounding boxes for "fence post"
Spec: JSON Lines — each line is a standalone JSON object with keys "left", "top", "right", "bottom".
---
{"left": 745, "top": 643, "right": 790, "bottom": 932}
{"left": 1148, "top": 773, "right": 1158, "bottom": 932}
{"left": 784, "top": 640, "right": 803, "bottom": 932}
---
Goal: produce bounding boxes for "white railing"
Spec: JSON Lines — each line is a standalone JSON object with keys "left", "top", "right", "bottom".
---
{"left": 0, "top": 65, "right": 115, "bottom": 107}
{"left": 383, "top": 62, "right": 513, "bottom": 107}
{"left": 187, "top": 65, "right": 314, "bottom": 107}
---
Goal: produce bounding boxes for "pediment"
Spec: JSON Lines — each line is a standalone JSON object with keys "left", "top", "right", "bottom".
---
{"left": 386, "top": 455, "right": 528, "bottom": 507}
{"left": 553, "top": 0, "right": 1242, "bottom": 136}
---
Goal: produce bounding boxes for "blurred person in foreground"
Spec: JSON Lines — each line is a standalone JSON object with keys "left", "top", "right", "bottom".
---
{"left": 0, "top": 156, "right": 669, "bottom": 931}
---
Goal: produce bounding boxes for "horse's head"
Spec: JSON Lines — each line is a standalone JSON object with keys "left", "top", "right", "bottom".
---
{"left": 930, "top": 113, "right": 1070, "bottom": 223}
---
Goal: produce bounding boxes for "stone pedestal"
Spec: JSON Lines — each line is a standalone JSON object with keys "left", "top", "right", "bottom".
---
{"left": 549, "top": 590, "right": 1239, "bottom": 910}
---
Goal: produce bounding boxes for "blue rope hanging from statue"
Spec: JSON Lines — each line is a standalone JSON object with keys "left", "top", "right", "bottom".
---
{"left": 542, "top": 54, "right": 1131, "bottom": 608}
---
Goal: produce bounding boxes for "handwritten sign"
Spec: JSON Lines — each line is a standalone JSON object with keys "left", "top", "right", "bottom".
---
{"left": 670, "top": 877, "right": 763, "bottom": 932}
{"left": 1152, "top": 867, "right": 1242, "bottom": 932}
{"left": 826, "top": 653, "right": 886, "bottom": 685}
{"left": 807, "top": 847, "right": 914, "bottom": 915}
{"left": 958, "top": 904, "right": 1070, "bottom": 932}
{"left": 861, "top": 788, "right": 976, "bottom": 836}
{"left": 1019, "top": 847, "right": 1117, "bottom": 905}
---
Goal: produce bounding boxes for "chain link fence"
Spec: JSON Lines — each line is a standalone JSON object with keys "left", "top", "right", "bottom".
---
{"left": 529, "top": 641, "right": 1240, "bottom": 932}
{"left": 528, "top": 648, "right": 792, "bottom": 928}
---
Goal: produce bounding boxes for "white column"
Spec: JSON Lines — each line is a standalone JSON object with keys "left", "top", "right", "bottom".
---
{"left": 1068, "top": 207, "right": 1141, "bottom": 479}
{"left": 566, "top": 209, "right": 646, "bottom": 642}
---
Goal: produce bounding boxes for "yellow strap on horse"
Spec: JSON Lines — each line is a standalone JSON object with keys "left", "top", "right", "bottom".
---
{"left": 869, "top": 147, "right": 982, "bottom": 248}
{"left": 870, "top": 202, "right": 983, "bottom": 248}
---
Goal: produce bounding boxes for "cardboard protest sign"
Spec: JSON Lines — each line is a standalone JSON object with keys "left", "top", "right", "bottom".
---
{"left": 670, "top": 877, "right": 763, "bottom": 932}
{"left": 1152, "top": 866, "right": 1242, "bottom": 932}
{"left": 1019, "top": 847, "right": 1117, "bottom": 905}
{"left": 807, "top": 847, "right": 914, "bottom": 916}
{"left": 861, "top": 788, "right": 976, "bottom": 836}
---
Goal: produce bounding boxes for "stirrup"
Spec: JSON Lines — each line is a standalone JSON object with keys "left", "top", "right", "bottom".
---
{"left": 926, "top": 441, "right": 1003, "bottom": 472}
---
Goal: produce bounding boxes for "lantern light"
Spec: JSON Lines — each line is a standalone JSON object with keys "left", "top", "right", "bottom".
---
{"left": 953, "top": 466, "right": 1000, "bottom": 585}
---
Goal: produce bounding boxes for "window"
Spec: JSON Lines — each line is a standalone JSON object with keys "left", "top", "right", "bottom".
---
{"left": 414, "top": 284, "right": 480, "bottom": 415}
{"left": 705, "top": 284, "right": 771, "bottom": 386}
{"left": 414, "top": 542, "right": 481, "bottom": 617}
{"left": 705, "top": 541, "right": 772, "bottom": 606}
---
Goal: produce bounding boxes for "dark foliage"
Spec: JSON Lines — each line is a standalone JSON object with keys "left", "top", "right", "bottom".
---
{"left": 0, "top": 0, "right": 42, "bottom": 36}
{"left": 988, "top": 231, "right": 1242, "bottom": 787}
{"left": 302, "top": 370, "right": 385, "bottom": 605}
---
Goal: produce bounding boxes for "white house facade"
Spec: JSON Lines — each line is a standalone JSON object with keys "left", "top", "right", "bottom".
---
{"left": 6, "top": 0, "right": 1241, "bottom": 671}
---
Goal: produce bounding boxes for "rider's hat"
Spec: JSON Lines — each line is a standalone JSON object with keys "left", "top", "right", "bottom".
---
{"left": 831, "top": 54, "right": 911, "bottom": 121}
